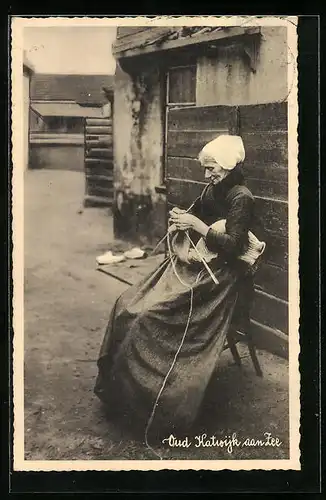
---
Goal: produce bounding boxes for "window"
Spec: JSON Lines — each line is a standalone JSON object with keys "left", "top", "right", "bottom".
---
{"left": 159, "top": 63, "right": 197, "bottom": 187}
{"left": 45, "top": 116, "right": 84, "bottom": 133}
{"left": 66, "top": 117, "right": 84, "bottom": 133}
{"left": 167, "top": 65, "right": 196, "bottom": 106}
{"left": 46, "top": 116, "right": 65, "bottom": 132}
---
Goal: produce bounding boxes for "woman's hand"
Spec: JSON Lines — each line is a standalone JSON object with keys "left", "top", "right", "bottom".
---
{"left": 169, "top": 212, "right": 209, "bottom": 237}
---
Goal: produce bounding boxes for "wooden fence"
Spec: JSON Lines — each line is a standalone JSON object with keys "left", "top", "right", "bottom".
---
{"left": 84, "top": 117, "right": 114, "bottom": 207}
{"left": 165, "top": 102, "right": 288, "bottom": 357}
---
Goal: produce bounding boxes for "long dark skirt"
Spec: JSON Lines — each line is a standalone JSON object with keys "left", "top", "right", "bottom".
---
{"left": 94, "top": 256, "right": 250, "bottom": 439}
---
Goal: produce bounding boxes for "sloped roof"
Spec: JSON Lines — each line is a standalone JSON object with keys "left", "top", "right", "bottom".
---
{"left": 113, "top": 26, "right": 261, "bottom": 59}
{"left": 30, "top": 74, "right": 114, "bottom": 106}
{"left": 31, "top": 102, "right": 103, "bottom": 118}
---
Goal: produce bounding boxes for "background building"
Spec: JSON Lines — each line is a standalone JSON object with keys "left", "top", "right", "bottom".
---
{"left": 30, "top": 74, "right": 114, "bottom": 133}
{"left": 23, "top": 52, "right": 34, "bottom": 170}
{"left": 29, "top": 74, "right": 114, "bottom": 172}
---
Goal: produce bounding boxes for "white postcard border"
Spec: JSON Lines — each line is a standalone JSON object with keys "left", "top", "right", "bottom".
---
{"left": 11, "top": 15, "right": 300, "bottom": 472}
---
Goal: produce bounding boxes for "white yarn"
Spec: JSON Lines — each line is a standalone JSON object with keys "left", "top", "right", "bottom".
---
{"left": 144, "top": 224, "right": 206, "bottom": 459}
{"left": 144, "top": 184, "right": 217, "bottom": 459}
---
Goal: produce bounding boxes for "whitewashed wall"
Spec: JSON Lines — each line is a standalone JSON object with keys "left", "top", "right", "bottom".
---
{"left": 196, "top": 27, "right": 288, "bottom": 106}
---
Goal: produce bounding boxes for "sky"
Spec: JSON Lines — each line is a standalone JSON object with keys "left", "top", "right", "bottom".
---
{"left": 24, "top": 26, "right": 117, "bottom": 75}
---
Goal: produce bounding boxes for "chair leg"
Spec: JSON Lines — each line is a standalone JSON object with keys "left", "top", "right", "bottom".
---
{"left": 246, "top": 330, "right": 263, "bottom": 377}
{"left": 227, "top": 333, "right": 242, "bottom": 368}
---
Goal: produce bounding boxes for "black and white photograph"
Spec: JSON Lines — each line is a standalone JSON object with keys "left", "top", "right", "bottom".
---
{"left": 12, "top": 16, "right": 299, "bottom": 471}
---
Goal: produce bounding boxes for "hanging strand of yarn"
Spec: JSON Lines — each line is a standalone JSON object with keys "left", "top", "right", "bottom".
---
{"left": 144, "top": 188, "right": 217, "bottom": 459}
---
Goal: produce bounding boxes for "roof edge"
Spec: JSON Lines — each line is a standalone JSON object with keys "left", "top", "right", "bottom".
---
{"left": 113, "top": 26, "right": 261, "bottom": 59}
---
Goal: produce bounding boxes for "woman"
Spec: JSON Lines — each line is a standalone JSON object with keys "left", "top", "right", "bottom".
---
{"left": 94, "top": 135, "right": 256, "bottom": 445}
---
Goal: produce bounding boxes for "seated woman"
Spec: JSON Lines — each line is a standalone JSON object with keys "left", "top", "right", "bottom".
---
{"left": 94, "top": 135, "right": 257, "bottom": 446}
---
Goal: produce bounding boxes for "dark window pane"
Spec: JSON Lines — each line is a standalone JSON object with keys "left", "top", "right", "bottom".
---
{"left": 168, "top": 65, "right": 196, "bottom": 104}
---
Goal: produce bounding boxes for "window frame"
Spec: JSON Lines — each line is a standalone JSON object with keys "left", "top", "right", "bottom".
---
{"left": 159, "top": 62, "right": 198, "bottom": 189}
{"left": 166, "top": 63, "right": 197, "bottom": 108}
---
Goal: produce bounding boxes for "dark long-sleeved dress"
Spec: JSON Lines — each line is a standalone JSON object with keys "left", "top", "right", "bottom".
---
{"left": 94, "top": 168, "right": 255, "bottom": 439}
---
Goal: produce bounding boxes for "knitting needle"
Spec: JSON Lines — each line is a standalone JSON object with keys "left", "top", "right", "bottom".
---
{"left": 185, "top": 232, "right": 219, "bottom": 285}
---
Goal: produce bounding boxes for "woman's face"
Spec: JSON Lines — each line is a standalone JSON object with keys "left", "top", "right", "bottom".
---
{"left": 202, "top": 161, "right": 229, "bottom": 185}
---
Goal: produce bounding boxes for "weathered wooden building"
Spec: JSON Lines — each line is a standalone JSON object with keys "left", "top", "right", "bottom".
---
{"left": 29, "top": 74, "right": 114, "bottom": 174}
{"left": 112, "top": 26, "right": 289, "bottom": 356}
{"left": 30, "top": 74, "right": 114, "bottom": 134}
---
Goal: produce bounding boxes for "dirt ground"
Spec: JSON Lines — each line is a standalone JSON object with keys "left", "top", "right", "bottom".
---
{"left": 24, "top": 169, "right": 290, "bottom": 462}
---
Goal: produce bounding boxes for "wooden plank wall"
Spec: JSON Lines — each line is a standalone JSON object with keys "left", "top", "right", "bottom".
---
{"left": 240, "top": 102, "right": 288, "bottom": 335}
{"left": 165, "top": 103, "right": 288, "bottom": 343}
{"left": 84, "top": 117, "right": 114, "bottom": 207}
{"left": 166, "top": 105, "right": 238, "bottom": 185}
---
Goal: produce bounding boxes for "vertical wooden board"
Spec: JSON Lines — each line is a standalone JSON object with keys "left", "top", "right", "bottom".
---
{"left": 85, "top": 137, "right": 113, "bottom": 148}
{"left": 242, "top": 131, "right": 288, "bottom": 165}
{"left": 86, "top": 148, "right": 113, "bottom": 159}
{"left": 243, "top": 164, "right": 288, "bottom": 183}
{"left": 166, "top": 179, "right": 206, "bottom": 208}
{"left": 87, "top": 183, "right": 114, "bottom": 197}
{"left": 85, "top": 126, "right": 112, "bottom": 134}
{"left": 243, "top": 147, "right": 288, "bottom": 168}
{"left": 167, "top": 129, "right": 228, "bottom": 158}
{"left": 86, "top": 175, "right": 113, "bottom": 186}
{"left": 254, "top": 198, "right": 288, "bottom": 238}
{"left": 85, "top": 162, "right": 113, "bottom": 175}
{"left": 251, "top": 291, "right": 288, "bottom": 334}
{"left": 239, "top": 102, "right": 288, "bottom": 131}
{"left": 85, "top": 118, "right": 112, "bottom": 126}
{"left": 246, "top": 177, "right": 288, "bottom": 201}
{"left": 85, "top": 163, "right": 113, "bottom": 177}
{"left": 84, "top": 116, "right": 113, "bottom": 205}
{"left": 255, "top": 263, "right": 288, "bottom": 301}
{"left": 166, "top": 157, "right": 205, "bottom": 182}
{"left": 249, "top": 320, "right": 288, "bottom": 359}
{"left": 167, "top": 105, "right": 238, "bottom": 132}
{"left": 85, "top": 158, "right": 113, "bottom": 166}
{"left": 260, "top": 233, "right": 288, "bottom": 269}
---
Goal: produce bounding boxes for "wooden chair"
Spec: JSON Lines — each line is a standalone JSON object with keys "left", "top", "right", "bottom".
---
{"left": 223, "top": 254, "right": 264, "bottom": 377}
